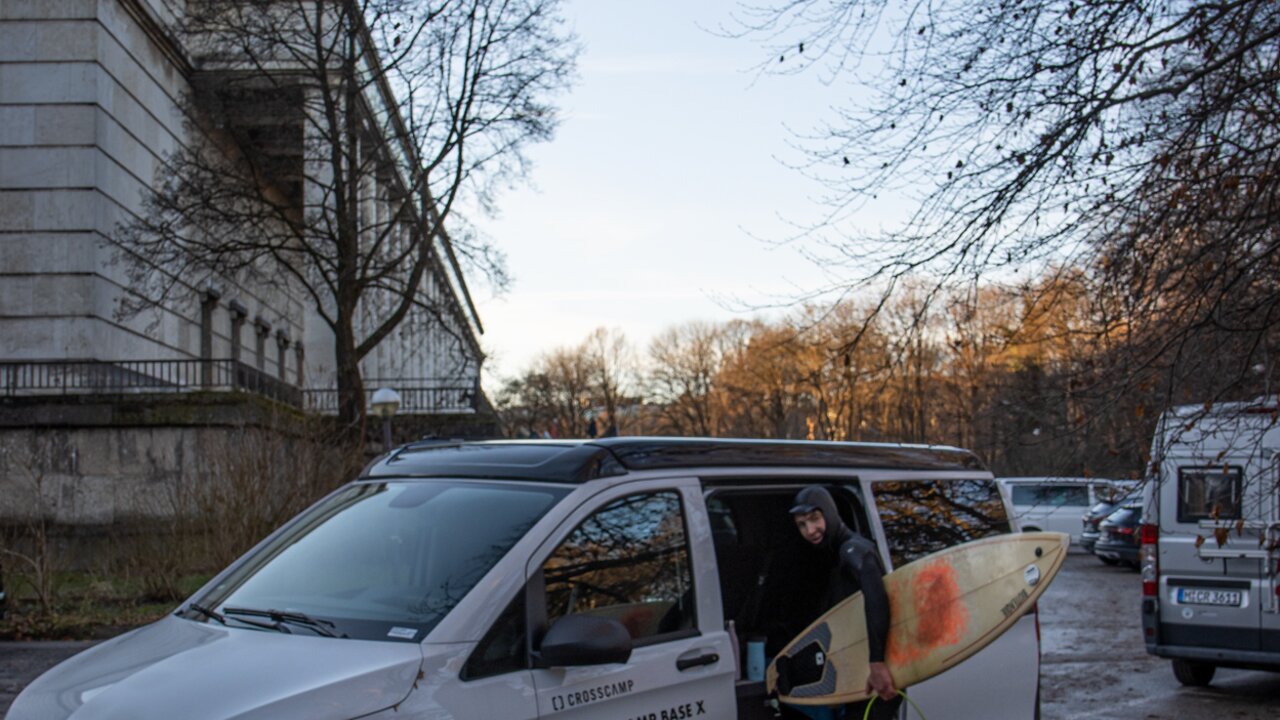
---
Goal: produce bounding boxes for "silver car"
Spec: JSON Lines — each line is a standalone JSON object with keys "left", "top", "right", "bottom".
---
{"left": 13, "top": 438, "right": 1044, "bottom": 719}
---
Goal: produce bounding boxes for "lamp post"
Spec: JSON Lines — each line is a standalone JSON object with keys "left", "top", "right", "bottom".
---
{"left": 370, "top": 387, "right": 402, "bottom": 453}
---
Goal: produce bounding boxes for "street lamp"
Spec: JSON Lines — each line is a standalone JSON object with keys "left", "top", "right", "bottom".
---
{"left": 370, "top": 387, "right": 402, "bottom": 452}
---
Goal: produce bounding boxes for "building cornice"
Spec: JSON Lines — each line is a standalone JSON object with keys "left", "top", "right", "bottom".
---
{"left": 117, "top": 0, "right": 193, "bottom": 77}
{"left": 352, "top": 14, "right": 487, "bottom": 342}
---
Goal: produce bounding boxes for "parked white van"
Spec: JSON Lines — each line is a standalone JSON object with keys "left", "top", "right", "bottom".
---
{"left": 12, "top": 438, "right": 1043, "bottom": 719}
{"left": 1140, "top": 398, "right": 1280, "bottom": 686}
{"left": 999, "top": 476, "right": 1131, "bottom": 543}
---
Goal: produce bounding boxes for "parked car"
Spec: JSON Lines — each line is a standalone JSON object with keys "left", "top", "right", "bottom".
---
{"left": 1081, "top": 486, "right": 1140, "bottom": 555}
{"left": 1141, "top": 398, "right": 1280, "bottom": 688}
{"left": 1000, "top": 476, "right": 1133, "bottom": 544}
{"left": 1080, "top": 501, "right": 1114, "bottom": 554}
{"left": 1093, "top": 503, "right": 1143, "bottom": 568}
{"left": 12, "top": 438, "right": 1043, "bottom": 720}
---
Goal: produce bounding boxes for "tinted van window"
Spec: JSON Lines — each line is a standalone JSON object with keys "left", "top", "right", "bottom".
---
{"left": 543, "top": 491, "right": 695, "bottom": 642}
{"left": 871, "top": 479, "right": 1012, "bottom": 567}
{"left": 190, "top": 481, "right": 566, "bottom": 642}
{"left": 1177, "top": 466, "right": 1243, "bottom": 522}
{"left": 462, "top": 592, "right": 527, "bottom": 680}
{"left": 1010, "top": 484, "right": 1090, "bottom": 507}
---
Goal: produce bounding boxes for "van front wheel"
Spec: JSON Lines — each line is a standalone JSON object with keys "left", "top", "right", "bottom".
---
{"left": 1172, "top": 659, "right": 1216, "bottom": 686}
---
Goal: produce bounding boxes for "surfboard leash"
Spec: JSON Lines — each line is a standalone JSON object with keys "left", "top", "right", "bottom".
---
{"left": 860, "top": 690, "right": 927, "bottom": 720}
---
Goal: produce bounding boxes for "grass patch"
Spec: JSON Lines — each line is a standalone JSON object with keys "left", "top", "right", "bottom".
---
{"left": 1, "top": 570, "right": 213, "bottom": 640}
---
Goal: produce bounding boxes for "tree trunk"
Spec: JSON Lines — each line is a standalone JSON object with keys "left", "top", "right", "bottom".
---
{"left": 332, "top": 12, "right": 365, "bottom": 447}
{"left": 334, "top": 320, "right": 366, "bottom": 445}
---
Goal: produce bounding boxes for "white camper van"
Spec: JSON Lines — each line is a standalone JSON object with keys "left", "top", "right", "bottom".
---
{"left": 1140, "top": 398, "right": 1280, "bottom": 686}
{"left": 11, "top": 438, "right": 1044, "bottom": 719}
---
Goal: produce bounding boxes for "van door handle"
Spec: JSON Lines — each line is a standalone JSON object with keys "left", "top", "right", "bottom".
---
{"left": 676, "top": 650, "right": 720, "bottom": 671}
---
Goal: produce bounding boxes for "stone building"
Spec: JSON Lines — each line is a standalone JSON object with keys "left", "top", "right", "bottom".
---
{"left": 0, "top": 0, "right": 497, "bottom": 525}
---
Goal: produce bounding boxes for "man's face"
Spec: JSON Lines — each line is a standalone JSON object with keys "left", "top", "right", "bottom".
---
{"left": 794, "top": 509, "right": 826, "bottom": 545}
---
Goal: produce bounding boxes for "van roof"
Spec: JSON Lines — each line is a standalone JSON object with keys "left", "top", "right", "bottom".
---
{"left": 999, "top": 476, "right": 1128, "bottom": 485}
{"left": 1163, "top": 396, "right": 1279, "bottom": 420}
{"left": 1154, "top": 396, "right": 1280, "bottom": 453}
{"left": 361, "top": 437, "right": 987, "bottom": 483}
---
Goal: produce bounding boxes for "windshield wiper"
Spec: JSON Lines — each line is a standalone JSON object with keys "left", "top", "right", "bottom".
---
{"left": 187, "top": 603, "right": 287, "bottom": 633}
{"left": 223, "top": 607, "right": 344, "bottom": 638}
{"left": 186, "top": 603, "right": 226, "bottom": 625}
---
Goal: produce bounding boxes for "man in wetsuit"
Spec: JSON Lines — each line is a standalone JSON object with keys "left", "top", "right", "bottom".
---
{"left": 786, "top": 485, "right": 900, "bottom": 720}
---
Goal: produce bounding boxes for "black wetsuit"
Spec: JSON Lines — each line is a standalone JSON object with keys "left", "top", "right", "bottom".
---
{"left": 789, "top": 485, "right": 900, "bottom": 720}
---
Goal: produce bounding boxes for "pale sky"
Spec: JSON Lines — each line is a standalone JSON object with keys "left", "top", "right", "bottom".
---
{"left": 470, "top": 1, "right": 859, "bottom": 381}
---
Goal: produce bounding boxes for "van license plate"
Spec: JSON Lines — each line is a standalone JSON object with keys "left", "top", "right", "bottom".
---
{"left": 1177, "top": 588, "right": 1243, "bottom": 606}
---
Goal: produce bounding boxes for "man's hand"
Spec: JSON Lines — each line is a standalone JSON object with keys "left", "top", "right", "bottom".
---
{"left": 866, "top": 662, "right": 897, "bottom": 701}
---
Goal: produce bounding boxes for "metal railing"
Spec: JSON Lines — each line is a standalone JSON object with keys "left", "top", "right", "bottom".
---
{"left": 0, "top": 359, "right": 303, "bottom": 407}
{"left": 0, "top": 360, "right": 478, "bottom": 415}
{"left": 302, "top": 380, "right": 478, "bottom": 415}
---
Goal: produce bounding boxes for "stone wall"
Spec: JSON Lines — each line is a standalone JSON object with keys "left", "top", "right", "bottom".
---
{"left": 0, "top": 393, "right": 321, "bottom": 526}
{"left": 0, "top": 392, "right": 502, "bottom": 527}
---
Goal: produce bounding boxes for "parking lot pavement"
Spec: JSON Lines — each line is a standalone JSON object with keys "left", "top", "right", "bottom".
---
{"left": 1, "top": 640, "right": 96, "bottom": 718}
{"left": 1038, "top": 552, "right": 1280, "bottom": 720}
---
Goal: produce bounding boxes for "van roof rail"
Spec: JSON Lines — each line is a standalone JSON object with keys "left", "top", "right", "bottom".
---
{"left": 361, "top": 437, "right": 986, "bottom": 483}
{"left": 1167, "top": 396, "right": 1280, "bottom": 418}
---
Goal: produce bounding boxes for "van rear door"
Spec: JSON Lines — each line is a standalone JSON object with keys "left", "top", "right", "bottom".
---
{"left": 1157, "top": 461, "right": 1265, "bottom": 654}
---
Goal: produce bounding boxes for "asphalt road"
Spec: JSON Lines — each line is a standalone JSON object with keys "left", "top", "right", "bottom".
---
{"left": 1, "top": 640, "right": 97, "bottom": 718}
{"left": 1038, "top": 551, "right": 1280, "bottom": 719}
{"left": 2, "top": 552, "right": 1278, "bottom": 718}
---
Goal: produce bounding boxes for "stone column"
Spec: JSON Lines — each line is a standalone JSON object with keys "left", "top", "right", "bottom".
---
{"left": 254, "top": 318, "right": 271, "bottom": 372}
{"left": 276, "top": 330, "right": 290, "bottom": 380}
{"left": 200, "top": 287, "right": 221, "bottom": 387}
{"left": 294, "top": 342, "right": 306, "bottom": 387}
{"left": 228, "top": 300, "right": 247, "bottom": 365}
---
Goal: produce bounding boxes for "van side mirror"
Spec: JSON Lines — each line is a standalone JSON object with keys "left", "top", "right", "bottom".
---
{"left": 536, "top": 614, "right": 632, "bottom": 667}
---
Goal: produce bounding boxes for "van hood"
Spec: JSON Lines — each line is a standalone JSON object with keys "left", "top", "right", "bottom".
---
{"left": 10, "top": 616, "right": 423, "bottom": 720}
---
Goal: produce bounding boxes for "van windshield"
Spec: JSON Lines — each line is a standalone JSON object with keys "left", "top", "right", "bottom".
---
{"left": 185, "top": 481, "right": 568, "bottom": 642}
{"left": 871, "top": 479, "right": 1012, "bottom": 567}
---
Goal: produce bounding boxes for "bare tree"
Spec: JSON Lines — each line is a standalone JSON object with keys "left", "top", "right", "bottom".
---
{"left": 732, "top": 0, "right": 1280, "bottom": 420}
{"left": 495, "top": 328, "right": 636, "bottom": 438}
{"left": 0, "top": 437, "right": 65, "bottom": 618}
{"left": 582, "top": 327, "right": 635, "bottom": 434}
{"left": 647, "top": 321, "right": 735, "bottom": 436}
{"left": 495, "top": 302, "right": 1150, "bottom": 474}
{"left": 113, "top": 0, "right": 577, "bottom": 433}
{"left": 496, "top": 345, "right": 593, "bottom": 437}
{"left": 717, "top": 322, "right": 815, "bottom": 438}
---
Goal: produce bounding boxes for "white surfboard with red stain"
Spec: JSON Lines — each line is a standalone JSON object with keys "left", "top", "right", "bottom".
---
{"left": 766, "top": 532, "right": 1068, "bottom": 705}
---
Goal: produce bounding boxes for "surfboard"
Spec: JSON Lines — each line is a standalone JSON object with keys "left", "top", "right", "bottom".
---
{"left": 766, "top": 531, "right": 1068, "bottom": 705}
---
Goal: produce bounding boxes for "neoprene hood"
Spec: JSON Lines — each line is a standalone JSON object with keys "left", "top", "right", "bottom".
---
{"left": 790, "top": 485, "right": 848, "bottom": 551}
